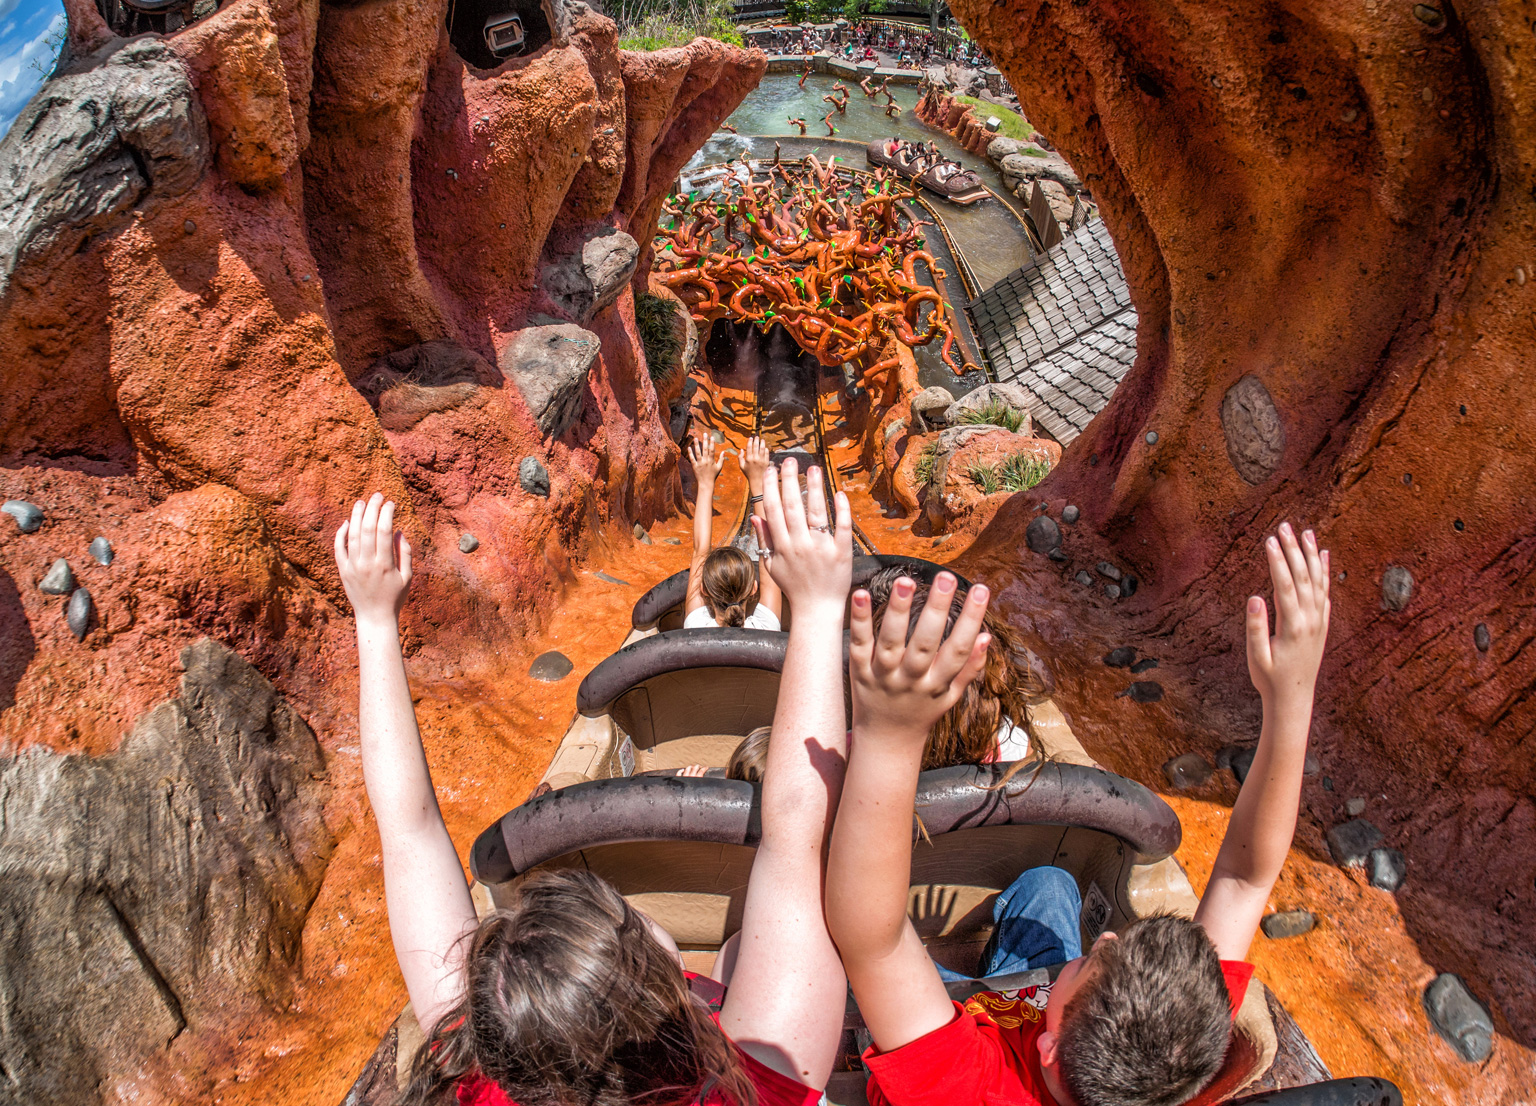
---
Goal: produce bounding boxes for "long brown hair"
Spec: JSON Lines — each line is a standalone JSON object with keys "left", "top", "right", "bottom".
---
{"left": 400, "top": 869, "right": 757, "bottom": 1106}
{"left": 701, "top": 547, "right": 758, "bottom": 628}
{"left": 868, "top": 573, "right": 1049, "bottom": 776}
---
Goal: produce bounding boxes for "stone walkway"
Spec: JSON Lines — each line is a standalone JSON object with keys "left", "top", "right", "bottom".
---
{"left": 967, "top": 219, "right": 1136, "bottom": 444}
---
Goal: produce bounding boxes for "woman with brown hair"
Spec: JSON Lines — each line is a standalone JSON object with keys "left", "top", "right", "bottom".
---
{"left": 332, "top": 458, "right": 854, "bottom": 1106}
{"left": 865, "top": 567, "right": 1047, "bottom": 771}
{"left": 685, "top": 434, "right": 782, "bottom": 631}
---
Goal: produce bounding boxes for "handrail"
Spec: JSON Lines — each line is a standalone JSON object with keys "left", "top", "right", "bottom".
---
{"left": 470, "top": 761, "right": 1182, "bottom": 885}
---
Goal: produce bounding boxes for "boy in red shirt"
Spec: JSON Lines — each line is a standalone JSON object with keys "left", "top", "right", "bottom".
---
{"left": 828, "top": 523, "right": 1331, "bottom": 1106}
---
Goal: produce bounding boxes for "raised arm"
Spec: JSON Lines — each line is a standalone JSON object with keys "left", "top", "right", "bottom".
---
{"left": 826, "top": 574, "right": 991, "bottom": 1051}
{"left": 718, "top": 458, "right": 852, "bottom": 1087}
{"left": 685, "top": 435, "right": 726, "bottom": 616}
{"left": 1195, "top": 523, "right": 1330, "bottom": 961}
{"left": 335, "top": 494, "right": 477, "bottom": 1032}
{"left": 739, "top": 436, "right": 782, "bottom": 620}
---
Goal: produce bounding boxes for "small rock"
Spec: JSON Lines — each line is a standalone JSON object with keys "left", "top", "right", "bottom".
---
{"left": 664, "top": 537, "right": 681, "bottom": 546}
{"left": 1345, "top": 796, "right": 1366, "bottom": 817}
{"left": 65, "top": 587, "right": 92, "bottom": 640}
{"left": 1129, "top": 657, "right": 1159, "bottom": 674}
{"left": 519, "top": 456, "right": 551, "bottom": 497}
{"left": 1047, "top": 548, "right": 1067, "bottom": 562}
{"left": 1095, "top": 561, "right": 1122, "bottom": 581}
{"left": 39, "top": 558, "right": 75, "bottom": 595}
{"left": 528, "top": 651, "right": 574, "bottom": 682}
{"left": 1424, "top": 974, "right": 1493, "bottom": 1063}
{"left": 1326, "top": 818, "right": 1384, "bottom": 868}
{"left": 459, "top": 533, "right": 479, "bottom": 553}
{"left": 183, "top": 219, "right": 196, "bottom": 234}
{"left": 1322, "top": 775, "right": 1334, "bottom": 791}
{"left": 1381, "top": 565, "right": 1414, "bottom": 612}
{"left": 1075, "top": 570, "right": 1094, "bottom": 587}
{"left": 1303, "top": 753, "right": 1321, "bottom": 776}
{"left": 1412, "top": 4, "right": 1447, "bottom": 31}
{"left": 1062, "top": 504, "right": 1080, "bottom": 525}
{"left": 1120, "top": 574, "right": 1138, "bottom": 597}
{"left": 1103, "top": 647, "right": 1136, "bottom": 668}
{"left": 2, "top": 500, "right": 43, "bottom": 532}
{"left": 1260, "top": 910, "right": 1316, "bottom": 939}
{"left": 1104, "top": 584, "right": 1122, "bottom": 599}
{"left": 594, "top": 571, "right": 630, "bottom": 585}
{"left": 88, "top": 536, "right": 113, "bottom": 566}
{"left": 1125, "top": 681, "right": 1163, "bottom": 703}
{"left": 1368, "top": 847, "right": 1407, "bottom": 892}
{"left": 1474, "top": 623, "right": 1490, "bottom": 652}
{"left": 1025, "top": 515, "right": 1061, "bottom": 555}
{"left": 1163, "top": 753, "right": 1212, "bottom": 789}
{"left": 1145, "top": 431, "right": 1159, "bottom": 445}
{"left": 909, "top": 386, "right": 955, "bottom": 431}
{"left": 1230, "top": 745, "right": 1256, "bottom": 784}
{"left": 633, "top": 523, "right": 652, "bottom": 545}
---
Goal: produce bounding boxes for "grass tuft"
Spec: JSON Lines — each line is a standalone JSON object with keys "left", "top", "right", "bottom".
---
{"left": 968, "top": 451, "right": 1051, "bottom": 494}
{"left": 957, "top": 399, "right": 1024, "bottom": 433}
{"left": 635, "top": 293, "right": 684, "bottom": 386}
{"left": 914, "top": 441, "right": 941, "bottom": 486}
{"left": 612, "top": 0, "right": 743, "bottom": 49}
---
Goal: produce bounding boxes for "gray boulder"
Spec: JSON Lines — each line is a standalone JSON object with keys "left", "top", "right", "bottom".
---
{"left": 499, "top": 324, "right": 601, "bottom": 439}
{"left": 997, "top": 152, "right": 1082, "bottom": 194}
{"left": 541, "top": 228, "right": 641, "bottom": 324}
{"left": 0, "top": 38, "right": 210, "bottom": 298}
{"left": 519, "top": 456, "right": 551, "bottom": 497}
{"left": 38, "top": 558, "right": 74, "bottom": 595}
{"left": 2, "top": 500, "right": 43, "bottom": 532}
{"left": 0, "top": 639, "right": 331, "bottom": 1104}
{"left": 1424, "top": 973, "right": 1494, "bottom": 1063}
{"left": 909, "top": 386, "right": 955, "bottom": 432}
{"left": 944, "top": 382, "right": 1035, "bottom": 434}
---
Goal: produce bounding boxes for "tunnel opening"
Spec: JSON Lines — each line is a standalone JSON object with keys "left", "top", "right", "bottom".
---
{"left": 446, "top": 0, "right": 554, "bottom": 71}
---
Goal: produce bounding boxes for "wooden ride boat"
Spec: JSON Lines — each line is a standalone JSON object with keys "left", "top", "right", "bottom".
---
{"left": 866, "top": 138, "right": 991, "bottom": 205}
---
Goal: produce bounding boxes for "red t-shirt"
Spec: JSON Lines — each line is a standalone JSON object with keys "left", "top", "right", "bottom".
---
{"left": 455, "top": 974, "right": 821, "bottom": 1106}
{"left": 863, "top": 961, "right": 1255, "bottom": 1106}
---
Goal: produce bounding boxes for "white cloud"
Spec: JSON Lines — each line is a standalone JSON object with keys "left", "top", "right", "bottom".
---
{"left": 0, "top": 9, "right": 65, "bottom": 139}
{"left": 0, "top": 0, "right": 19, "bottom": 24}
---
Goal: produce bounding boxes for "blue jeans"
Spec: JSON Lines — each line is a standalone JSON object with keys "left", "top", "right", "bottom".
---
{"left": 935, "top": 866, "right": 1084, "bottom": 982}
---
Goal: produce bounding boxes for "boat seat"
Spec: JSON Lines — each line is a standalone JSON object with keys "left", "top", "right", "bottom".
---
{"left": 631, "top": 553, "right": 969, "bottom": 631}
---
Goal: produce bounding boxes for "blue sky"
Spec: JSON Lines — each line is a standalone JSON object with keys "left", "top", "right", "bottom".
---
{"left": 0, "top": 0, "right": 67, "bottom": 140}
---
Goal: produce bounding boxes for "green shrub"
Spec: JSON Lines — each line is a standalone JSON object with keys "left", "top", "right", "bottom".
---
{"left": 957, "top": 399, "right": 1023, "bottom": 433}
{"left": 613, "top": 0, "right": 743, "bottom": 49}
{"left": 635, "top": 293, "right": 684, "bottom": 385}
{"left": 968, "top": 451, "right": 1051, "bottom": 494}
{"left": 952, "top": 95, "right": 1031, "bottom": 142}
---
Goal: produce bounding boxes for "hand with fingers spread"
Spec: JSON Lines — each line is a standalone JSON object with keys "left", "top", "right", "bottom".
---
{"left": 1246, "top": 521, "right": 1331, "bottom": 704}
{"left": 687, "top": 434, "right": 727, "bottom": 489}
{"left": 1194, "top": 521, "right": 1333, "bottom": 964}
{"left": 849, "top": 572, "right": 992, "bottom": 745}
{"left": 751, "top": 457, "right": 852, "bottom": 610}
{"left": 334, "top": 492, "right": 412, "bottom": 628}
{"left": 738, "top": 436, "right": 773, "bottom": 497}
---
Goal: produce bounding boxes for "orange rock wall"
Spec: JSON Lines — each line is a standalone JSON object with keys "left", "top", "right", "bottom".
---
{"left": 0, "top": 1, "right": 761, "bottom": 1097}
{"left": 949, "top": 0, "right": 1535, "bottom": 1092}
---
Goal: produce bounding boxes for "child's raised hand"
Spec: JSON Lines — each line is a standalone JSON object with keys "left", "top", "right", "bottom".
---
{"left": 739, "top": 436, "right": 772, "bottom": 491}
{"left": 752, "top": 457, "right": 851, "bottom": 610}
{"left": 1246, "top": 523, "right": 1330, "bottom": 703}
{"left": 687, "top": 434, "right": 726, "bottom": 483}
{"left": 334, "top": 492, "right": 412, "bottom": 629}
{"left": 849, "top": 572, "right": 990, "bottom": 741}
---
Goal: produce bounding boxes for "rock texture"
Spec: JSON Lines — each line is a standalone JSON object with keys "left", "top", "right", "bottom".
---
{"left": 951, "top": 2, "right": 1536, "bottom": 1086}
{"left": 0, "top": 638, "right": 331, "bottom": 1105}
{"left": 0, "top": 3, "right": 763, "bottom": 1102}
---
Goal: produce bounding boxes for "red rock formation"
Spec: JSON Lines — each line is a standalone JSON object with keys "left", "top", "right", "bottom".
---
{"left": 0, "top": 0, "right": 762, "bottom": 1099}
{"left": 948, "top": 0, "right": 1535, "bottom": 1096}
